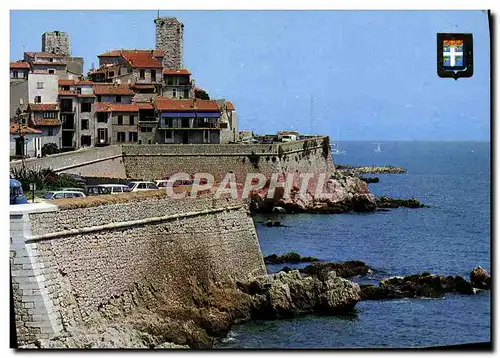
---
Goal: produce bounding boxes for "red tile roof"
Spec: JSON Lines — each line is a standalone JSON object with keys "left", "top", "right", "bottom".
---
{"left": 10, "top": 123, "right": 41, "bottom": 135}
{"left": 225, "top": 101, "right": 235, "bottom": 111}
{"left": 163, "top": 69, "right": 191, "bottom": 75}
{"left": 121, "top": 51, "right": 163, "bottom": 69}
{"left": 60, "top": 79, "right": 95, "bottom": 86}
{"left": 131, "top": 84, "right": 155, "bottom": 90}
{"left": 155, "top": 98, "right": 220, "bottom": 112}
{"left": 137, "top": 103, "right": 154, "bottom": 110}
{"left": 10, "top": 62, "right": 30, "bottom": 69}
{"left": 58, "top": 90, "right": 78, "bottom": 96}
{"left": 28, "top": 103, "right": 59, "bottom": 111}
{"left": 93, "top": 85, "right": 135, "bottom": 96}
{"left": 95, "top": 103, "right": 139, "bottom": 113}
{"left": 31, "top": 118, "right": 61, "bottom": 127}
{"left": 99, "top": 49, "right": 165, "bottom": 58}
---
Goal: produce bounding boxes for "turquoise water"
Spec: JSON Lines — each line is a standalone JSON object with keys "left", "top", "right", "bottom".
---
{"left": 219, "top": 141, "right": 491, "bottom": 348}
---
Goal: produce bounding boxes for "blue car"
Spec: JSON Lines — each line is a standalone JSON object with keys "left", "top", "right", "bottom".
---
{"left": 10, "top": 179, "right": 28, "bottom": 205}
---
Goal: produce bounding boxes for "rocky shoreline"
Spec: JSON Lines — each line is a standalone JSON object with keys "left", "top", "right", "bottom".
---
{"left": 249, "top": 171, "right": 425, "bottom": 214}
{"left": 335, "top": 164, "right": 407, "bottom": 174}
{"left": 20, "top": 257, "right": 490, "bottom": 349}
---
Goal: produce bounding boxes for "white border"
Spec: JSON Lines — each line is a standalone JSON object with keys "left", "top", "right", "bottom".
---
{"left": 3, "top": 2, "right": 495, "bottom": 357}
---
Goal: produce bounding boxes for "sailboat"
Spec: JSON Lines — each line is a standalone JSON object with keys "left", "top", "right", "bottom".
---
{"left": 374, "top": 143, "right": 382, "bottom": 153}
{"left": 332, "top": 129, "right": 346, "bottom": 155}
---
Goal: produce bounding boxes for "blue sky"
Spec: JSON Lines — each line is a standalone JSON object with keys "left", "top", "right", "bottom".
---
{"left": 10, "top": 10, "right": 490, "bottom": 141}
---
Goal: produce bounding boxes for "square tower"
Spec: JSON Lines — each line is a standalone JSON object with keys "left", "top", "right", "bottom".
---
{"left": 42, "top": 31, "right": 70, "bottom": 56}
{"left": 155, "top": 17, "right": 184, "bottom": 70}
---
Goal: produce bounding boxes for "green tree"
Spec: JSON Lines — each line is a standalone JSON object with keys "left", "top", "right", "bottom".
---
{"left": 194, "top": 88, "right": 210, "bottom": 100}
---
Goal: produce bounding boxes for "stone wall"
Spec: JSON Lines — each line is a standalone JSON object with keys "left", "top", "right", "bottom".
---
{"left": 42, "top": 32, "right": 70, "bottom": 56}
{"left": 122, "top": 136, "right": 333, "bottom": 182}
{"left": 10, "top": 145, "right": 126, "bottom": 178}
{"left": 9, "top": 137, "right": 333, "bottom": 182}
{"left": 10, "top": 193, "right": 265, "bottom": 345}
{"left": 155, "top": 17, "right": 183, "bottom": 70}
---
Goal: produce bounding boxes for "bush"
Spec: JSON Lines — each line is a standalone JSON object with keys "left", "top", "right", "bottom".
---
{"left": 11, "top": 166, "right": 77, "bottom": 191}
{"left": 42, "top": 143, "right": 61, "bottom": 157}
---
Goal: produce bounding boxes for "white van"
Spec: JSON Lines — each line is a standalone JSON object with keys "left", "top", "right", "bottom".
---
{"left": 97, "top": 184, "right": 131, "bottom": 195}
{"left": 127, "top": 181, "right": 159, "bottom": 192}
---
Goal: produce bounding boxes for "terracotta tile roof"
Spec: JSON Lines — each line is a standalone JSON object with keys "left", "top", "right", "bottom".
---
{"left": 10, "top": 62, "right": 30, "bottom": 69}
{"left": 99, "top": 49, "right": 165, "bottom": 58}
{"left": 121, "top": 51, "right": 163, "bottom": 69}
{"left": 137, "top": 103, "right": 154, "bottom": 110}
{"left": 25, "top": 51, "right": 65, "bottom": 58}
{"left": 95, "top": 103, "right": 139, "bottom": 112}
{"left": 155, "top": 98, "right": 220, "bottom": 112}
{"left": 60, "top": 79, "right": 94, "bottom": 86}
{"left": 31, "top": 118, "right": 61, "bottom": 127}
{"left": 225, "top": 101, "right": 235, "bottom": 111}
{"left": 93, "top": 85, "right": 135, "bottom": 96}
{"left": 163, "top": 69, "right": 191, "bottom": 75}
{"left": 28, "top": 103, "right": 59, "bottom": 111}
{"left": 131, "top": 84, "right": 155, "bottom": 90}
{"left": 58, "top": 90, "right": 78, "bottom": 96}
{"left": 10, "top": 123, "right": 41, "bottom": 135}
{"left": 31, "top": 61, "right": 67, "bottom": 66}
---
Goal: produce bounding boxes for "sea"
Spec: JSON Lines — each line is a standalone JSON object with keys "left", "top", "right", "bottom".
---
{"left": 218, "top": 141, "right": 491, "bottom": 349}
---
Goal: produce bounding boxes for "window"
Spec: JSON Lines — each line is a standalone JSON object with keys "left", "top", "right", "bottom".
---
{"left": 112, "top": 187, "right": 122, "bottom": 193}
{"left": 62, "top": 85, "right": 70, "bottom": 91}
{"left": 138, "top": 183, "right": 146, "bottom": 189}
{"left": 165, "top": 130, "right": 173, "bottom": 139}
{"left": 116, "top": 95, "right": 121, "bottom": 103}
{"left": 203, "top": 130, "right": 210, "bottom": 143}
{"left": 151, "top": 70, "right": 156, "bottom": 80}
{"left": 109, "top": 71, "right": 114, "bottom": 77}
{"left": 148, "top": 140, "right": 152, "bottom": 144}
{"left": 98, "top": 128, "right": 108, "bottom": 143}
{"left": 183, "top": 89, "right": 189, "bottom": 98}
{"left": 140, "top": 69, "right": 145, "bottom": 79}
{"left": 48, "top": 69, "right": 55, "bottom": 74}
{"left": 12, "top": 70, "right": 18, "bottom": 78}
{"left": 54, "top": 193, "right": 64, "bottom": 199}
{"left": 48, "top": 128, "right": 54, "bottom": 136}
{"left": 129, "top": 115, "right": 135, "bottom": 125}
{"left": 49, "top": 58, "right": 54, "bottom": 63}
{"left": 37, "top": 82, "right": 44, "bottom": 89}
{"left": 81, "top": 102, "right": 91, "bottom": 113}
{"left": 117, "top": 132, "right": 126, "bottom": 142}
{"left": 76, "top": 88, "right": 82, "bottom": 94}
{"left": 140, "top": 127, "right": 153, "bottom": 133}
{"left": 219, "top": 122, "right": 228, "bottom": 129}
{"left": 97, "top": 95, "right": 101, "bottom": 102}
{"left": 117, "top": 115, "right": 123, "bottom": 125}
{"left": 166, "top": 76, "right": 174, "bottom": 85}
{"left": 147, "top": 183, "right": 158, "bottom": 189}
{"left": 43, "top": 112, "right": 52, "bottom": 119}
{"left": 129, "top": 132, "right": 138, "bottom": 142}
{"left": 172, "top": 88, "right": 177, "bottom": 98}
{"left": 97, "top": 112, "right": 108, "bottom": 123}
{"left": 139, "top": 140, "right": 142, "bottom": 144}
{"left": 81, "top": 135, "right": 91, "bottom": 146}
{"left": 81, "top": 119, "right": 89, "bottom": 130}
{"left": 128, "top": 67, "right": 132, "bottom": 74}
{"left": 34, "top": 96, "right": 41, "bottom": 103}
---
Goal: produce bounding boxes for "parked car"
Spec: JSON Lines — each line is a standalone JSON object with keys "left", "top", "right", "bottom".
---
{"left": 281, "top": 134, "right": 297, "bottom": 142}
{"left": 127, "top": 181, "right": 159, "bottom": 192}
{"left": 41, "top": 191, "right": 86, "bottom": 200}
{"left": 61, "top": 187, "right": 86, "bottom": 192}
{"left": 10, "top": 179, "right": 28, "bottom": 205}
{"left": 155, "top": 180, "right": 171, "bottom": 189}
{"left": 61, "top": 173, "right": 87, "bottom": 186}
{"left": 97, "top": 184, "right": 131, "bottom": 195}
{"left": 84, "top": 185, "right": 112, "bottom": 196}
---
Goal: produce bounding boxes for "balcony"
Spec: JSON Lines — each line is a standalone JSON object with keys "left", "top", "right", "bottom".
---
{"left": 139, "top": 116, "right": 158, "bottom": 123}
{"left": 60, "top": 106, "right": 75, "bottom": 113}
{"left": 159, "top": 118, "right": 220, "bottom": 130}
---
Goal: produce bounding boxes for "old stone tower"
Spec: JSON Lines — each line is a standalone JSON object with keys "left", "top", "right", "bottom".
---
{"left": 42, "top": 31, "right": 70, "bottom": 56}
{"left": 155, "top": 17, "right": 184, "bottom": 69}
